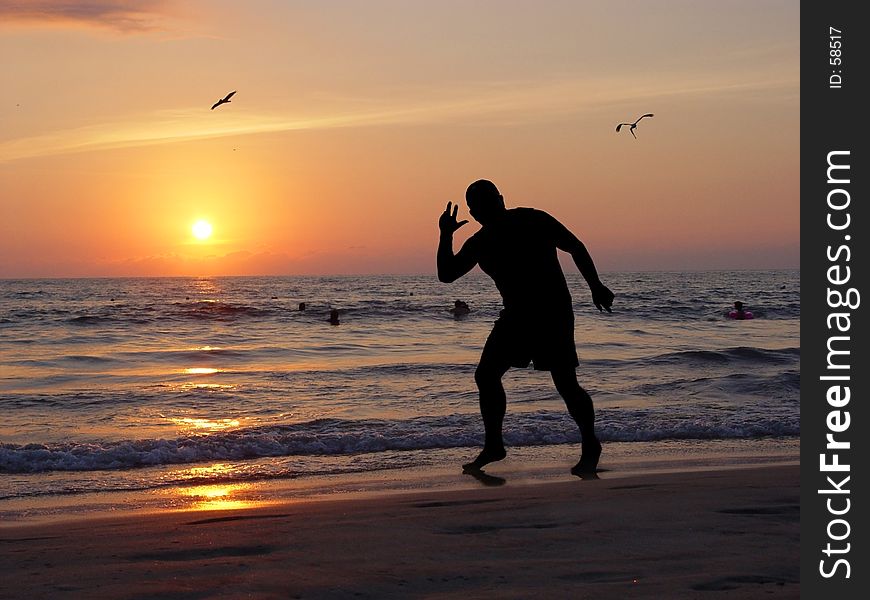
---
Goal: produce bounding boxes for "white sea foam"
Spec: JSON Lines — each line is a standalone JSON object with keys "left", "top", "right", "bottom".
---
{"left": 1, "top": 410, "right": 800, "bottom": 474}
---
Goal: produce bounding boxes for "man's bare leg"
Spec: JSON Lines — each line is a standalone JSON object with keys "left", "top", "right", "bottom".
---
{"left": 464, "top": 360, "right": 511, "bottom": 471}
{"left": 551, "top": 368, "right": 601, "bottom": 474}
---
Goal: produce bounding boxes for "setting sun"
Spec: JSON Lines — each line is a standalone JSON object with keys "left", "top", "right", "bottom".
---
{"left": 192, "top": 220, "right": 213, "bottom": 240}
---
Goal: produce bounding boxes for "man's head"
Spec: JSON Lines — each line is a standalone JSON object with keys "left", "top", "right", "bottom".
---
{"left": 465, "top": 179, "right": 506, "bottom": 225}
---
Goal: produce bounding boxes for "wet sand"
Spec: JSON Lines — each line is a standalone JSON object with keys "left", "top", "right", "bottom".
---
{"left": 0, "top": 464, "right": 799, "bottom": 599}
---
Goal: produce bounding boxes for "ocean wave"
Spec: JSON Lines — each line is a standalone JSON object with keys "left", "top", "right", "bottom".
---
{"left": 66, "top": 313, "right": 154, "bottom": 326}
{"left": 169, "top": 301, "right": 271, "bottom": 321}
{"left": 67, "top": 315, "right": 112, "bottom": 325}
{"left": 12, "top": 309, "right": 805, "bottom": 326}
{"left": 643, "top": 346, "right": 799, "bottom": 366}
{"left": 1, "top": 364, "right": 798, "bottom": 413}
{"left": 0, "top": 410, "right": 800, "bottom": 474}
{"left": 621, "top": 370, "right": 799, "bottom": 401}
{"left": 4, "top": 302, "right": 801, "bottom": 327}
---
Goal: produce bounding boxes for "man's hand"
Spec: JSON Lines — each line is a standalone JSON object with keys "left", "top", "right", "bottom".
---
{"left": 591, "top": 282, "right": 615, "bottom": 313}
{"left": 439, "top": 202, "right": 468, "bottom": 235}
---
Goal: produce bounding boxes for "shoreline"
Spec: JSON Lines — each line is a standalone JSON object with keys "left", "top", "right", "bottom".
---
{"left": 0, "top": 462, "right": 800, "bottom": 599}
{"left": 1, "top": 437, "right": 798, "bottom": 527}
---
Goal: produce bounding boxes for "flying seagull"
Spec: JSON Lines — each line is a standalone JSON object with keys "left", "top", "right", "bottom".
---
{"left": 616, "top": 113, "right": 654, "bottom": 139}
{"left": 211, "top": 90, "right": 236, "bottom": 110}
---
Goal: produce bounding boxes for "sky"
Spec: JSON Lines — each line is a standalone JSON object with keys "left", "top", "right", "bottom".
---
{"left": 0, "top": 0, "right": 799, "bottom": 277}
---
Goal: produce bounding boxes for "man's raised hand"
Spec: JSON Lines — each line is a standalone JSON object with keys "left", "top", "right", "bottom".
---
{"left": 439, "top": 202, "right": 468, "bottom": 235}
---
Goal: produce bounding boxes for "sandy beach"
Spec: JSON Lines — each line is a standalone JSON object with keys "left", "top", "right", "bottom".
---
{"left": 1, "top": 463, "right": 799, "bottom": 599}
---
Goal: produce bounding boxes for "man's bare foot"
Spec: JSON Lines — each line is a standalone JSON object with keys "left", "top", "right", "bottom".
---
{"left": 462, "top": 447, "right": 506, "bottom": 471}
{"left": 571, "top": 437, "right": 602, "bottom": 476}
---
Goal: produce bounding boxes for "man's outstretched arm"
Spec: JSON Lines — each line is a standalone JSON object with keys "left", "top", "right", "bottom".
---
{"left": 437, "top": 202, "right": 478, "bottom": 283}
{"left": 552, "top": 217, "right": 615, "bottom": 312}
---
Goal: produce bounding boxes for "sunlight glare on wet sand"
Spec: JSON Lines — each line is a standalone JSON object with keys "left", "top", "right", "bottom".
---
{"left": 159, "top": 465, "right": 270, "bottom": 512}
{"left": 172, "top": 481, "right": 266, "bottom": 512}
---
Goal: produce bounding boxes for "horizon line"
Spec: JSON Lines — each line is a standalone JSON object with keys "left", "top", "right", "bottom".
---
{"left": 0, "top": 266, "right": 801, "bottom": 281}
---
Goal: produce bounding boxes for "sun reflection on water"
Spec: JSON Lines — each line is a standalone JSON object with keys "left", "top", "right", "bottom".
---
{"left": 170, "top": 417, "right": 241, "bottom": 431}
{"left": 183, "top": 367, "right": 220, "bottom": 375}
{"left": 193, "top": 278, "right": 220, "bottom": 296}
{"left": 179, "top": 383, "right": 234, "bottom": 391}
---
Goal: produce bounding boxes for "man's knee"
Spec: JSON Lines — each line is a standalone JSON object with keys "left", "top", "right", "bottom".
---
{"left": 475, "top": 363, "right": 503, "bottom": 388}
{"left": 551, "top": 368, "right": 582, "bottom": 395}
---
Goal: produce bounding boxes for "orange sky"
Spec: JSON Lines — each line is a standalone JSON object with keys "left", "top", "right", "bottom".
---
{"left": 0, "top": 1, "right": 799, "bottom": 277}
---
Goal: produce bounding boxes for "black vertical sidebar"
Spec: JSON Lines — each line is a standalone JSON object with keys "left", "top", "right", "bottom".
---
{"left": 801, "top": 1, "right": 868, "bottom": 597}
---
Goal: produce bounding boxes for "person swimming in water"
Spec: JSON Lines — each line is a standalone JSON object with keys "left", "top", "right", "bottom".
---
{"left": 729, "top": 301, "right": 753, "bottom": 320}
{"left": 328, "top": 308, "right": 340, "bottom": 325}
{"left": 437, "top": 179, "right": 614, "bottom": 475}
{"left": 452, "top": 300, "right": 470, "bottom": 317}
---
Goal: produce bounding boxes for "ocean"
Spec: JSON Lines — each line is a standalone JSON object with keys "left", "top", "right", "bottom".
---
{"left": 0, "top": 271, "right": 799, "bottom": 520}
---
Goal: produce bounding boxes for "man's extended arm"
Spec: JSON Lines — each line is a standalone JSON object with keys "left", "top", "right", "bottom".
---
{"left": 437, "top": 202, "right": 478, "bottom": 283}
{"left": 551, "top": 216, "right": 615, "bottom": 312}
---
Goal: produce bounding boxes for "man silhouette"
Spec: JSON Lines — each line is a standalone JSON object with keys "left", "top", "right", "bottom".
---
{"left": 437, "top": 179, "right": 614, "bottom": 475}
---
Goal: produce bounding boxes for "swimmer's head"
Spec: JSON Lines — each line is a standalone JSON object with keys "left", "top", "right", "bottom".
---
{"left": 734, "top": 301, "right": 744, "bottom": 310}
{"left": 466, "top": 179, "right": 505, "bottom": 225}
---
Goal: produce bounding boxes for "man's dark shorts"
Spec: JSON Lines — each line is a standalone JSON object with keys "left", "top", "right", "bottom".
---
{"left": 480, "top": 312, "right": 579, "bottom": 371}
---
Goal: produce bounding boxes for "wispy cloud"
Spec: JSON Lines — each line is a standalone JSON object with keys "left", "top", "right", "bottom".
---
{"left": 0, "top": 74, "right": 798, "bottom": 163}
{"left": 0, "top": 0, "right": 176, "bottom": 32}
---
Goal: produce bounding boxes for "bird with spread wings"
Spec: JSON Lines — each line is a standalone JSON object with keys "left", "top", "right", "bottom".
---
{"left": 616, "top": 113, "right": 654, "bottom": 139}
{"left": 211, "top": 91, "right": 236, "bottom": 110}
